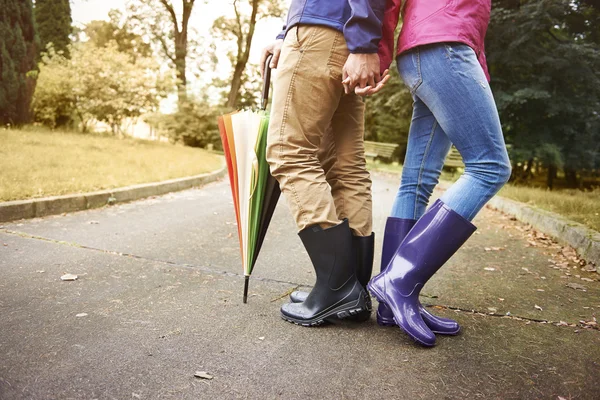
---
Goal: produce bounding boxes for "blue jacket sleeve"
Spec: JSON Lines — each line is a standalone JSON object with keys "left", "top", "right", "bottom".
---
{"left": 344, "top": 0, "right": 386, "bottom": 53}
{"left": 276, "top": 25, "right": 287, "bottom": 40}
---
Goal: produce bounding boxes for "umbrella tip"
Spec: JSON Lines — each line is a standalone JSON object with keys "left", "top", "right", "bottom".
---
{"left": 243, "top": 276, "right": 249, "bottom": 304}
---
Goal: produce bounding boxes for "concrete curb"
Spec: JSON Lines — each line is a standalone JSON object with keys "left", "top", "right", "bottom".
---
{"left": 486, "top": 196, "right": 600, "bottom": 266}
{"left": 0, "top": 166, "right": 227, "bottom": 223}
{"left": 434, "top": 179, "right": 599, "bottom": 266}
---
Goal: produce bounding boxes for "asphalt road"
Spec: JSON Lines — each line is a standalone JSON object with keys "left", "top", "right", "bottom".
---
{"left": 1, "top": 172, "right": 599, "bottom": 399}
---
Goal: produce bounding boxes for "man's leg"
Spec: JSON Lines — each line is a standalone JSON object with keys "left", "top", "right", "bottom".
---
{"left": 317, "top": 94, "right": 372, "bottom": 237}
{"left": 267, "top": 25, "right": 345, "bottom": 231}
{"left": 267, "top": 25, "right": 369, "bottom": 325}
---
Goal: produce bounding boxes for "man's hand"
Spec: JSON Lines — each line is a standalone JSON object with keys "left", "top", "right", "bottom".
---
{"left": 342, "top": 53, "right": 381, "bottom": 94}
{"left": 260, "top": 39, "right": 284, "bottom": 78}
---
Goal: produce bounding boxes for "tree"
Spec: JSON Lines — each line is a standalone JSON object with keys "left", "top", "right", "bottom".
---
{"left": 84, "top": 10, "right": 152, "bottom": 62}
{"left": 33, "top": 43, "right": 169, "bottom": 133}
{"left": 0, "top": 0, "right": 39, "bottom": 125}
{"left": 487, "top": 0, "right": 600, "bottom": 188}
{"left": 34, "top": 0, "right": 71, "bottom": 57}
{"left": 127, "top": 0, "right": 199, "bottom": 106}
{"left": 213, "top": 0, "right": 284, "bottom": 108}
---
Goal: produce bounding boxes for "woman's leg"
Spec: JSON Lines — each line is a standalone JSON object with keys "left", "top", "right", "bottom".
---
{"left": 390, "top": 95, "right": 452, "bottom": 220}
{"left": 369, "top": 44, "right": 510, "bottom": 346}
{"left": 414, "top": 43, "right": 512, "bottom": 220}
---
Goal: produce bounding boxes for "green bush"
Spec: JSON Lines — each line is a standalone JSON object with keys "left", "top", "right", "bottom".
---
{"left": 145, "top": 101, "right": 225, "bottom": 150}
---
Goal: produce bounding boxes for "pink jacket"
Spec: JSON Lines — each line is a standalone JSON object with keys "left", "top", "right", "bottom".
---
{"left": 378, "top": 0, "right": 492, "bottom": 81}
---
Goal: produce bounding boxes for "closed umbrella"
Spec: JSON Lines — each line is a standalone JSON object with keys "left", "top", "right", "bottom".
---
{"left": 218, "top": 56, "right": 280, "bottom": 303}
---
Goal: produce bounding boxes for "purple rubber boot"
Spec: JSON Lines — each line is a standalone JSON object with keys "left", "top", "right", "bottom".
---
{"left": 379, "top": 205, "right": 461, "bottom": 335}
{"left": 368, "top": 200, "right": 476, "bottom": 347}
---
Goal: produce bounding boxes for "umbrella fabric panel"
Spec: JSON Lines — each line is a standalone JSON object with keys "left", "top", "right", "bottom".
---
{"left": 248, "top": 113, "right": 270, "bottom": 270}
{"left": 219, "top": 115, "right": 243, "bottom": 262}
{"left": 230, "top": 111, "right": 263, "bottom": 276}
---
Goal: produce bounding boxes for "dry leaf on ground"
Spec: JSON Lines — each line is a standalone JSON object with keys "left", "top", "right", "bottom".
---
{"left": 60, "top": 274, "right": 78, "bottom": 281}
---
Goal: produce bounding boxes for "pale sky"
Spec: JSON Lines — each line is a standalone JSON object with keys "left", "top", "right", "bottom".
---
{"left": 71, "top": 0, "right": 288, "bottom": 107}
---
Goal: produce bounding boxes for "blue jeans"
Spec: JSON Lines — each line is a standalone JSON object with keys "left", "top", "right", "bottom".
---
{"left": 390, "top": 43, "right": 511, "bottom": 221}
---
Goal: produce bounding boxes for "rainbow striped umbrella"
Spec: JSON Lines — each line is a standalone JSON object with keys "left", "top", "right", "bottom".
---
{"left": 218, "top": 57, "right": 280, "bottom": 303}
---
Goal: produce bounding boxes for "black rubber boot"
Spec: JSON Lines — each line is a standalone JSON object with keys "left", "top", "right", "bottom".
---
{"left": 280, "top": 220, "right": 370, "bottom": 327}
{"left": 289, "top": 233, "right": 374, "bottom": 322}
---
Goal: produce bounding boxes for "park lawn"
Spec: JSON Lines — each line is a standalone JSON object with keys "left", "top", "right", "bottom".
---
{"left": 498, "top": 185, "right": 600, "bottom": 232}
{"left": 367, "top": 161, "right": 600, "bottom": 232}
{"left": 0, "top": 128, "right": 223, "bottom": 202}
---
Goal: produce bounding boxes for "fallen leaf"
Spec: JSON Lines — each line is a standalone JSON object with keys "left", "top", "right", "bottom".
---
{"left": 61, "top": 274, "right": 78, "bottom": 281}
{"left": 566, "top": 282, "right": 587, "bottom": 291}
{"left": 194, "top": 371, "right": 213, "bottom": 380}
{"left": 534, "top": 305, "right": 543, "bottom": 311}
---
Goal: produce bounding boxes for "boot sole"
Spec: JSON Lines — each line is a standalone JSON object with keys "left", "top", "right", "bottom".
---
{"left": 290, "top": 292, "right": 372, "bottom": 323}
{"left": 377, "top": 313, "right": 461, "bottom": 335}
{"left": 281, "top": 292, "right": 370, "bottom": 327}
{"left": 367, "top": 283, "right": 435, "bottom": 347}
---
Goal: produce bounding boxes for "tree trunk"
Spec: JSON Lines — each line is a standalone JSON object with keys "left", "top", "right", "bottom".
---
{"left": 546, "top": 165, "right": 557, "bottom": 190}
{"left": 565, "top": 168, "right": 579, "bottom": 188}
{"left": 174, "top": 38, "right": 187, "bottom": 105}
{"left": 159, "top": 0, "right": 194, "bottom": 108}
{"left": 226, "top": 0, "right": 259, "bottom": 109}
{"left": 227, "top": 62, "right": 245, "bottom": 108}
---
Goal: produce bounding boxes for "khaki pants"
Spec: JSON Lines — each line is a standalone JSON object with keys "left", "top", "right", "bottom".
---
{"left": 266, "top": 25, "right": 372, "bottom": 236}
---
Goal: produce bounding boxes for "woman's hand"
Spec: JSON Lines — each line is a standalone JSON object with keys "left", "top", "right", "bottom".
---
{"left": 260, "top": 39, "right": 284, "bottom": 78}
{"left": 343, "top": 69, "right": 391, "bottom": 96}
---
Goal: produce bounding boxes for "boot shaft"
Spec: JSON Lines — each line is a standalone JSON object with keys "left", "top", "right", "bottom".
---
{"left": 387, "top": 201, "right": 476, "bottom": 294}
{"left": 353, "top": 233, "right": 374, "bottom": 287}
{"left": 298, "top": 219, "right": 356, "bottom": 290}
{"left": 381, "top": 217, "right": 417, "bottom": 272}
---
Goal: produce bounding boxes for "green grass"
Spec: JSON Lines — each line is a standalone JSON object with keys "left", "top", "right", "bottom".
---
{"left": 367, "top": 160, "right": 600, "bottom": 232}
{"left": 499, "top": 185, "right": 600, "bottom": 232}
{"left": 0, "top": 128, "right": 223, "bottom": 202}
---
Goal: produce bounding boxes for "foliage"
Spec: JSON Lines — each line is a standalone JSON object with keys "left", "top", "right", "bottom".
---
{"left": 364, "top": 62, "right": 413, "bottom": 160}
{"left": 212, "top": 0, "right": 284, "bottom": 108}
{"left": 126, "top": 0, "right": 204, "bottom": 105}
{"left": 34, "top": 0, "right": 71, "bottom": 58}
{"left": 0, "top": 0, "right": 39, "bottom": 125}
{"left": 83, "top": 10, "right": 151, "bottom": 62}
{"left": 145, "top": 100, "right": 223, "bottom": 149}
{"left": 33, "top": 43, "right": 169, "bottom": 132}
{"left": 487, "top": 0, "right": 600, "bottom": 187}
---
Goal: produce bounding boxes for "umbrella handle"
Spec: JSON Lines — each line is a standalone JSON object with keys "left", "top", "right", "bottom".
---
{"left": 261, "top": 54, "right": 273, "bottom": 111}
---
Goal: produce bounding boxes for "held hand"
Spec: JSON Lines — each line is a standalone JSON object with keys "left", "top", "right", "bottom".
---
{"left": 260, "top": 39, "right": 284, "bottom": 78}
{"left": 346, "top": 69, "right": 391, "bottom": 97}
{"left": 342, "top": 53, "right": 381, "bottom": 94}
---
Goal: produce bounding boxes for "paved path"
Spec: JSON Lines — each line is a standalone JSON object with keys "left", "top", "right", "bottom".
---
{"left": 1, "top": 172, "right": 599, "bottom": 399}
